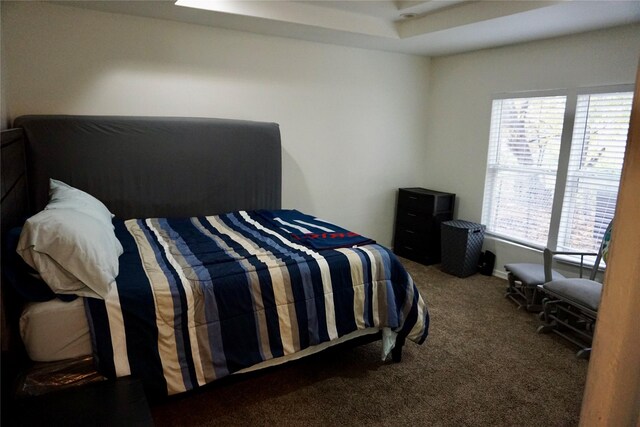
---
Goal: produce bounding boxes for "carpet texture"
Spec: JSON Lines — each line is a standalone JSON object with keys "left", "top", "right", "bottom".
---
{"left": 151, "top": 259, "right": 588, "bottom": 426}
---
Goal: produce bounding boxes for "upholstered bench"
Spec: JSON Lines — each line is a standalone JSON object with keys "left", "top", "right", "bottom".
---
{"left": 504, "top": 263, "right": 565, "bottom": 311}
{"left": 537, "top": 278, "right": 603, "bottom": 359}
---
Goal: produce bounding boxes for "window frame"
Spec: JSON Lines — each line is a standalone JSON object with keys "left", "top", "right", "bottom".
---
{"left": 483, "top": 84, "right": 634, "bottom": 258}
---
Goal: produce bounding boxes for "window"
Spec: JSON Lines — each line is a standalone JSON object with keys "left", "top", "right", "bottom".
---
{"left": 558, "top": 92, "right": 634, "bottom": 253}
{"left": 482, "top": 95, "right": 567, "bottom": 247}
{"left": 482, "top": 87, "right": 633, "bottom": 254}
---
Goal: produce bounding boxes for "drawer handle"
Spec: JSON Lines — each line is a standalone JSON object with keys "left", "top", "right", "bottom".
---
{"left": 405, "top": 229, "right": 415, "bottom": 234}
{"left": 404, "top": 246, "right": 414, "bottom": 250}
{"left": 407, "top": 213, "right": 417, "bottom": 217}
{"left": 409, "top": 196, "right": 418, "bottom": 200}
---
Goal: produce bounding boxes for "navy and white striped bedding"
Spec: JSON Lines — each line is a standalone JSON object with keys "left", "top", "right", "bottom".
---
{"left": 86, "top": 210, "right": 429, "bottom": 396}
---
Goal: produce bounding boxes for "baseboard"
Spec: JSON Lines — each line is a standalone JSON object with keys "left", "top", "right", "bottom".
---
{"left": 492, "top": 269, "right": 508, "bottom": 280}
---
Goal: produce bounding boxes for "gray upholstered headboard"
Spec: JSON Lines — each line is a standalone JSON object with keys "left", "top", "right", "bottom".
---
{"left": 13, "top": 115, "right": 282, "bottom": 219}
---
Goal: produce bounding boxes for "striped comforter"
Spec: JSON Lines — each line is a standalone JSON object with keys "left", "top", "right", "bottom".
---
{"left": 86, "top": 210, "right": 429, "bottom": 396}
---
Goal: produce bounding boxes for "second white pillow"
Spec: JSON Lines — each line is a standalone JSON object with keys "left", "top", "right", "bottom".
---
{"left": 17, "top": 209, "right": 123, "bottom": 299}
{"left": 46, "top": 179, "right": 115, "bottom": 229}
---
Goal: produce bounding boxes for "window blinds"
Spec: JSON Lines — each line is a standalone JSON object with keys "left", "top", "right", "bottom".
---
{"left": 482, "top": 96, "right": 567, "bottom": 246}
{"left": 557, "top": 92, "right": 633, "bottom": 253}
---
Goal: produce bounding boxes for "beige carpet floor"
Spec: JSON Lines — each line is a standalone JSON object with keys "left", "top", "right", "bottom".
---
{"left": 151, "top": 259, "right": 588, "bottom": 426}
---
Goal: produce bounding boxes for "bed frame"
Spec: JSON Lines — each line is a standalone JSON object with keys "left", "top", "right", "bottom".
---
{"left": 1, "top": 115, "right": 404, "bottom": 397}
{"left": 1, "top": 128, "right": 30, "bottom": 354}
{"left": 12, "top": 115, "right": 283, "bottom": 218}
{"left": 1, "top": 114, "right": 283, "bottom": 356}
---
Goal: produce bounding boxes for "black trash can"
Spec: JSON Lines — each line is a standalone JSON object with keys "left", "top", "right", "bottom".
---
{"left": 441, "top": 220, "right": 486, "bottom": 278}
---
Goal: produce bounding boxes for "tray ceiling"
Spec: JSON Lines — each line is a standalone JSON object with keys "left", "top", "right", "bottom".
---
{"left": 58, "top": 1, "right": 640, "bottom": 56}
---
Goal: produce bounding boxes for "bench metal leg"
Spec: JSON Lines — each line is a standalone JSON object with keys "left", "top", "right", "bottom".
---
{"left": 504, "top": 272, "right": 542, "bottom": 312}
{"left": 537, "top": 296, "right": 595, "bottom": 358}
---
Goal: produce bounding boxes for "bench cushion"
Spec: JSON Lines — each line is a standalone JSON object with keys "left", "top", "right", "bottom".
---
{"left": 543, "top": 278, "right": 602, "bottom": 311}
{"left": 505, "top": 263, "right": 565, "bottom": 286}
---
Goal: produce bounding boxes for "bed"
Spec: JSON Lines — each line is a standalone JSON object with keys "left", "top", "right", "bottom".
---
{"left": 1, "top": 115, "right": 429, "bottom": 398}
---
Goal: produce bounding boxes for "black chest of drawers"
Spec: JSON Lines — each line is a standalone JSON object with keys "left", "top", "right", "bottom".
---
{"left": 393, "top": 187, "right": 455, "bottom": 265}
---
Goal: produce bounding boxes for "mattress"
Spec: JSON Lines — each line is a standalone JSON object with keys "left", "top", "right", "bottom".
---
{"left": 20, "top": 298, "right": 92, "bottom": 362}
{"left": 19, "top": 296, "right": 388, "bottom": 369}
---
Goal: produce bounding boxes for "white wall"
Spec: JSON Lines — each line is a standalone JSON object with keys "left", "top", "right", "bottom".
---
{"left": 4, "top": 2, "right": 638, "bottom": 274}
{"left": 423, "top": 24, "right": 640, "bottom": 276}
{"left": 1, "top": 2, "right": 431, "bottom": 246}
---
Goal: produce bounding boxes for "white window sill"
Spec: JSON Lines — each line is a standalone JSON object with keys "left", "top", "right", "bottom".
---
{"left": 485, "top": 233, "right": 605, "bottom": 273}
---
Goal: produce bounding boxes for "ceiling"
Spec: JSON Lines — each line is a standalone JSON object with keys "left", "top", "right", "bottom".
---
{"left": 59, "top": 0, "right": 640, "bottom": 56}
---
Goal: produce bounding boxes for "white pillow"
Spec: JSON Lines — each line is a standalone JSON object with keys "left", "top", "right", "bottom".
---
{"left": 17, "top": 209, "right": 123, "bottom": 299}
{"left": 46, "top": 179, "right": 115, "bottom": 229}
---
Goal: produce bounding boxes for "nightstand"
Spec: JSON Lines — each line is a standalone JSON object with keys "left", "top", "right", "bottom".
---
{"left": 13, "top": 377, "right": 153, "bottom": 427}
{"left": 393, "top": 187, "right": 455, "bottom": 265}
